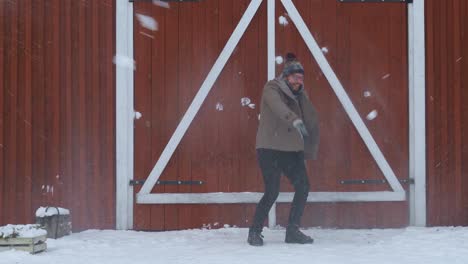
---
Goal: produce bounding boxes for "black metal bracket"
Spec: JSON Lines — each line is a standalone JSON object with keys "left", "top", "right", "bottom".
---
{"left": 338, "top": 0, "right": 412, "bottom": 3}
{"left": 340, "top": 179, "right": 414, "bottom": 185}
{"left": 129, "top": 180, "right": 204, "bottom": 186}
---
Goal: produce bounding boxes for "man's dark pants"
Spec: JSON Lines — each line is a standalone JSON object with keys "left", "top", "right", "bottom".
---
{"left": 251, "top": 148, "right": 310, "bottom": 231}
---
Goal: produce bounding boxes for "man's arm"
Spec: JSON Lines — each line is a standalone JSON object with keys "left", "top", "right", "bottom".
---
{"left": 263, "top": 85, "right": 299, "bottom": 125}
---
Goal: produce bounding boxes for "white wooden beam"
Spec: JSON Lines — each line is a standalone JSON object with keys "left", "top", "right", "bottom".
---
{"left": 408, "top": 0, "right": 426, "bottom": 227}
{"left": 137, "top": 192, "right": 406, "bottom": 204}
{"left": 116, "top": 0, "right": 134, "bottom": 230}
{"left": 281, "top": 0, "right": 404, "bottom": 193}
{"left": 267, "top": 0, "right": 276, "bottom": 229}
{"left": 138, "top": 0, "right": 264, "bottom": 195}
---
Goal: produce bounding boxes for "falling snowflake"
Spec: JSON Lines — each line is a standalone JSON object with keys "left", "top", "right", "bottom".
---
{"left": 136, "top": 14, "right": 158, "bottom": 31}
{"left": 135, "top": 111, "right": 142, "bottom": 120}
{"left": 382, "top": 73, "right": 391, "bottom": 80}
{"left": 216, "top": 103, "right": 224, "bottom": 111}
{"left": 366, "top": 110, "right": 378, "bottom": 121}
{"left": 321, "top": 47, "right": 329, "bottom": 54}
{"left": 363, "top": 91, "right": 371, "bottom": 98}
{"left": 275, "top": 56, "right": 284, "bottom": 64}
{"left": 248, "top": 104, "right": 256, "bottom": 109}
{"left": 139, "top": 31, "right": 154, "bottom": 39}
{"left": 153, "top": 0, "right": 170, "bottom": 8}
{"left": 241, "top": 97, "right": 251, "bottom": 107}
{"left": 279, "top": 16, "right": 289, "bottom": 26}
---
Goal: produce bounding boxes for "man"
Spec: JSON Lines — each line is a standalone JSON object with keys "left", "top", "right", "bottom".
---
{"left": 248, "top": 53, "right": 319, "bottom": 246}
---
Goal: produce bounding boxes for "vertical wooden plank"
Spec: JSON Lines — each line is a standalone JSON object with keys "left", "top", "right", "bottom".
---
{"left": 31, "top": 0, "right": 46, "bottom": 221}
{"left": 45, "top": 0, "right": 61, "bottom": 207}
{"left": 16, "top": 0, "right": 33, "bottom": 224}
{"left": 245, "top": 0, "right": 268, "bottom": 228}
{"left": 85, "top": 0, "right": 101, "bottom": 227}
{"left": 187, "top": 1, "right": 206, "bottom": 229}
{"left": 0, "top": 0, "right": 5, "bottom": 225}
{"left": 15, "top": 0, "right": 25, "bottom": 224}
{"left": 59, "top": 0, "right": 74, "bottom": 228}
{"left": 240, "top": 0, "right": 264, "bottom": 227}
{"left": 439, "top": 0, "right": 450, "bottom": 224}
{"left": 133, "top": 1, "right": 153, "bottom": 230}
{"left": 236, "top": 0, "right": 258, "bottom": 228}
{"left": 216, "top": 0, "right": 243, "bottom": 227}
{"left": 90, "top": 1, "right": 101, "bottom": 226}
{"left": 197, "top": 0, "right": 220, "bottom": 228}
{"left": 78, "top": 0, "right": 89, "bottom": 230}
{"left": 70, "top": 0, "right": 80, "bottom": 229}
{"left": 155, "top": 3, "right": 179, "bottom": 230}
{"left": 443, "top": 0, "right": 454, "bottom": 223}
{"left": 461, "top": 0, "right": 468, "bottom": 224}
{"left": 99, "top": 0, "right": 116, "bottom": 229}
{"left": 149, "top": 2, "right": 167, "bottom": 230}
{"left": 23, "top": 0, "right": 33, "bottom": 225}
{"left": 450, "top": 0, "right": 463, "bottom": 225}
{"left": 426, "top": 0, "right": 468, "bottom": 226}
{"left": 176, "top": 2, "right": 194, "bottom": 230}
{"left": 425, "top": 0, "right": 436, "bottom": 225}
{"left": 69, "top": 0, "right": 89, "bottom": 230}
{"left": 4, "top": 0, "right": 19, "bottom": 224}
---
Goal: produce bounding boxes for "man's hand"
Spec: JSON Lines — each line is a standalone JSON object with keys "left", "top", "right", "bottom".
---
{"left": 293, "top": 119, "right": 309, "bottom": 137}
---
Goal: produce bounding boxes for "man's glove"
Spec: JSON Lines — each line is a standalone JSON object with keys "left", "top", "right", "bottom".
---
{"left": 293, "top": 119, "right": 309, "bottom": 137}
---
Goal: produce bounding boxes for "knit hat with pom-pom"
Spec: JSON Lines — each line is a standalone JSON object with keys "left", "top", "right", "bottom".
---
{"left": 282, "top": 52, "right": 304, "bottom": 76}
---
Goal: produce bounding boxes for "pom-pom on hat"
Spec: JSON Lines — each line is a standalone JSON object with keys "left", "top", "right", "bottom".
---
{"left": 282, "top": 52, "right": 304, "bottom": 76}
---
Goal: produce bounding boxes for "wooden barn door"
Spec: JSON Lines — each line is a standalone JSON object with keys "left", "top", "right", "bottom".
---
{"left": 132, "top": 0, "right": 409, "bottom": 230}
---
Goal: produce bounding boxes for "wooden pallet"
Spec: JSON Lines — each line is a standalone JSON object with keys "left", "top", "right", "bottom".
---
{"left": 0, "top": 234, "right": 47, "bottom": 254}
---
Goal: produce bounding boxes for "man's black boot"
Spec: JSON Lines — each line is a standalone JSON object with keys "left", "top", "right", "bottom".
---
{"left": 247, "top": 228, "right": 264, "bottom": 246}
{"left": 285, "top": 226, "right": 314, "bottom": 244}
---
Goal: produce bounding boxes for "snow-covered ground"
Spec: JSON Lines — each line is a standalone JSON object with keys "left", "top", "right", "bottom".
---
{"left": 1, "top": 227, "right": 468, "bottom": 264}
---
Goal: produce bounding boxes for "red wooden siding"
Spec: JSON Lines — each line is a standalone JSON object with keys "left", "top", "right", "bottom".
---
{"left": 133, "top": 0, "right": 409, "bottom": 230}
{"left": 2, "top": 0, "right": 466, "bottom": 231}
{"left": 0, "top": 0, "right": 116, "bottom": 231}
{"left": 426, "top": 0, "right": 468, "bottom": 226}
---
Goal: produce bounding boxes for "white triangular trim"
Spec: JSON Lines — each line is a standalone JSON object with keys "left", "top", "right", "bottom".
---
{"left": 136, "top": 0, "right": 406, "bottom": 203}
{"left": 281, "top": 0, "right": 404, "bottom": 192}
{"left": 138, "top": 0, "right": 264, "bottom": 195}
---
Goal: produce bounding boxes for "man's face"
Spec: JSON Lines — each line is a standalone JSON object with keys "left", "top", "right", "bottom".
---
{"left": 286, "top": 73, "right": 304, "bottom": 91}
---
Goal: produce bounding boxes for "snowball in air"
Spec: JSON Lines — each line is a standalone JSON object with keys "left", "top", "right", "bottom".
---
{"left": 136, "top": 14, "right": 158, "bottom": 31}
{"left": 279, "top": 16, "right": 289, "bottom": 26}
{"left": 241, "top": 97, "right": 251, "bottom": 107}
{"left": 113, "top": 54, "right": 136, "bottom": 70}
{"left": 275, "top": 56, "right": 284, "bottom": 64}
{"left": 135, "top": 111, "right": 142, "bottom": 120}
{"left": 216, "top": 103, "right": 224, "bottom": 111}
{"left": 153, "top": 0, "right": 170, "bottom": 8}
{"left": 366, "top": 110, "right": 378, "bottom": 121}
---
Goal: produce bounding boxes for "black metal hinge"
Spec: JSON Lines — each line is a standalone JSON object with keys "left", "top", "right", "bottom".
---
{"left": 129, "top": 0, "right": 202, "bottom": 2}
{"left": 340, "top": 179, "right": 414, "bottom": 185}
{"left": 338, "top": 0, "right": 412, "bottom": 3}
{"left": 129, "top": 180, "right": 204, "bottom": 186}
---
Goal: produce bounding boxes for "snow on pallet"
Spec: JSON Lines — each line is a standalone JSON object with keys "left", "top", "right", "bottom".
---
{"left": 0, "top": 235, "right": 47, "bottom": 254}
{"left": 0, "top": 225, "right": 47, "bottom": 254}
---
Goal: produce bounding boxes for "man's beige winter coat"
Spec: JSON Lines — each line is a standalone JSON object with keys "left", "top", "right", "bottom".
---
{"left": 256, "top": 78, "right": 320, "bottom": 160}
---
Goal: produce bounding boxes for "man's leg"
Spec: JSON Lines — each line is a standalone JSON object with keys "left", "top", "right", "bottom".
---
{"left": 281, "top": 151, "right": 313, "bottom": 244}
{"left": 282, "top": 151, "right": 310, "bottom": 227}
{"left": 251, "top": 149, "right": 282, "bottom": 231}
